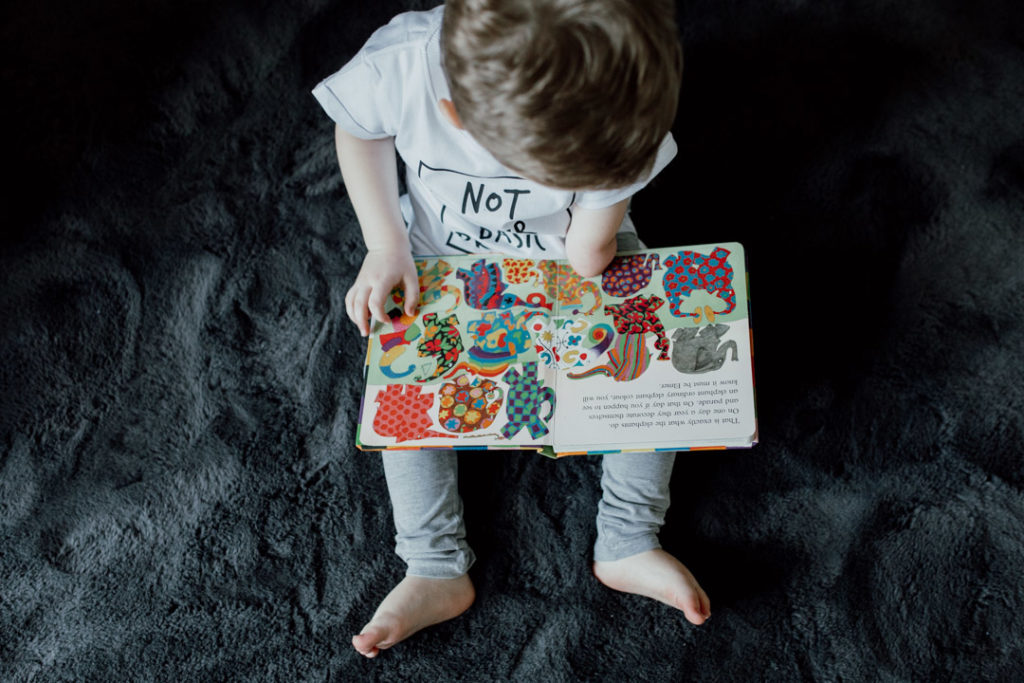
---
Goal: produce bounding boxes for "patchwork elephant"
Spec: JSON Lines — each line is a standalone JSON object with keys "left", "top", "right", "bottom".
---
{"left": 662, "top": 247, "right": 737, "bottom": 322}
{"left": 373, "top": 384, "right": 453, "bottom": 442}
{"left": 670, "top": 325, "right": 739, "bottom": 374}
{"left": 457, "top": 259, "right": 552, "bottom": 311}
{"left": 500, "top": 361, "right": 556, "bottom": 440}
{"left": 601, "top": 253, "right": 661, "bottom": 298}
{"left": 438, "top": 374, "right": 504, "bottom": 433}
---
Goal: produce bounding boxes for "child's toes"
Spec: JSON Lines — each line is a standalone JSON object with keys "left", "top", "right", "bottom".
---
{"left": 675, "top": 592, "right": 708, "bottom": 626}
{"left": 352, "top": 628, "right": 386, "bottom": 657}
{"left": 697, "top": 588, "right": 711, "bottom": 620}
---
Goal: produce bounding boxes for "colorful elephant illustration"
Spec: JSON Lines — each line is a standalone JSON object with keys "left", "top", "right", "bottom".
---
{"left": 414, "top": 312, "right": 464, "bottom": 382}
{"left": 377, "top": 309, "right": 421, "bottom": 379}
{"left": 497, "top": 257, "right": 600, "bottom": 315}
{"left": 601, "top": 253, "right": 661, "bottom": 298}
{"left": 566, "top": 295, "right": 669, "bottom": 382}
{"left": 566, "top": 333, "right": 653, "bottom": 382}
{"left": 444, "top": 309, "right": 543, "bottom": 378}
{"left": 438, "top": 374, "right": 504, "bottom": 433}
{"left": 662, "top": 247, "right": 736, "bottom": 322}
{"left": 535, "top": 260, "right": 602, "bottom": 315}
{"left": 373, "top": 384, "right": 453, "bottom": 442}
{"left": 530, "top": 317, "right": 614, "bottom": 370}
{"left": 500, "top": 257, "right": 538, "bottom": 284}
{"left": 500, "top": 362, "right": 556, "bottom": 440}
{"left": 457, "top": 259, "right": 552, "bottom": 311}
{"left": 605, "top": 295, "right": 670, "bottom": 360}
{"left": 412, "top": 259, "right": 461, "bottom": 313}
{"left": 670, "top": 325, "right": 739, "bottom": 374}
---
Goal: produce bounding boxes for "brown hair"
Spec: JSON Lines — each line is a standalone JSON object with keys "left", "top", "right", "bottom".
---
{"left": 441, "top": 0, "right": 683, "bottom": 190}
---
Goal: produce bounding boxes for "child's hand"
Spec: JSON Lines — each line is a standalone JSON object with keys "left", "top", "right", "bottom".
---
{"left": 344, "top": 246, "right": 420, "bottom": 337}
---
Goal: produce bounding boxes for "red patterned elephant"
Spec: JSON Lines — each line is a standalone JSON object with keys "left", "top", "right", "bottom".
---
{"left": 662, "top": 247, "right": 736, "bottom": 322}
{"left": 373, "top": 385, "right": 453, "bottom": 442}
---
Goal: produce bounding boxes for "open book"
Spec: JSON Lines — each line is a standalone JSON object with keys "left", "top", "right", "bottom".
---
{"left": 356, "top": 242, "right": 757, "bottom": 456}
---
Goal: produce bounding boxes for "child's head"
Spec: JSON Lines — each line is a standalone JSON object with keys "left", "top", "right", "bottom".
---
{"left": 441, "top": 0, "right": 682, "bottom": 191}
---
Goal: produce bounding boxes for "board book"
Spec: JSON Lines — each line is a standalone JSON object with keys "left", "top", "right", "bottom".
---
{"left": 356, "top": 242, "right": 757, "bottom": 457}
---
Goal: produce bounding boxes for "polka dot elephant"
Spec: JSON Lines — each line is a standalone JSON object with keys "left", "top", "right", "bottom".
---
{"left": 601, "top": 253, "right": 662, "bottom": 298}
{"left": 438, "top": 374, "right": 504, "bottom": 433}
{"left": 373, "top": 385, "right": 453, "bottom": 442}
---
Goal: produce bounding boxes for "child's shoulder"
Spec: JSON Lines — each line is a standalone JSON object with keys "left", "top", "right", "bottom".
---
{"left": 359, "top": 5, "right": 444, "bottom": 60}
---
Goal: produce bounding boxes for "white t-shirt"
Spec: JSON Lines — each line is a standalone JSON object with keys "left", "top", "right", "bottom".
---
{"left": 312, "top": 5, "right": 676, "bottom": 259}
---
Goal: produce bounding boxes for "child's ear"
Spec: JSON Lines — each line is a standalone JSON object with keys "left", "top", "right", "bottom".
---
{"left": 439, "top": 99, "right": 464, "bottom": 129}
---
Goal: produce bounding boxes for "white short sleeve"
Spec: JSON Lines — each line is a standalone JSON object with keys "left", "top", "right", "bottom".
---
{"left": 312, "top": 57, "right": 395, "bottom": 139}
{"left": 311, "top": 13, "right": 432, "bottom": 139}
{"left": 573, "top": 132, "right": 678, "bottom": 209}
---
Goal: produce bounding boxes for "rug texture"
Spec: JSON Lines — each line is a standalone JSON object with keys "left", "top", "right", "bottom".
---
{"left": 2, "top": 0, "right": 1023, "bottom": 680}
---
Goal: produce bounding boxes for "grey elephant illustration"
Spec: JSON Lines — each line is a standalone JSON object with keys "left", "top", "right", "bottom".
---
{"left": 670, "top": 325, "right": 738, "bottom": 374}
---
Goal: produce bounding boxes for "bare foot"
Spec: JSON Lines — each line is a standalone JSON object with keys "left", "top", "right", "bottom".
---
{"left": 592, "top": 549, "right": 711, "bottom": 625}
{"left": 351, "top": 574, "right": 475, "bottom": 658}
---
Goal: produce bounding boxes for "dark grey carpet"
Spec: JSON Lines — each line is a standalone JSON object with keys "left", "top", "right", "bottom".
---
{"left": 2, "top": 0, "right": 1023, "bottom": 680}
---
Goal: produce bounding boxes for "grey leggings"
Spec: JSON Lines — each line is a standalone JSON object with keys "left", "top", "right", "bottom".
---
{"left": 382, "top": 450, "right": 675, "bottom": 578}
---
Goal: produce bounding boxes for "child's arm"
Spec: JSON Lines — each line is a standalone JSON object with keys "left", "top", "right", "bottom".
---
{"left": 564, "top": 198, "right": 630, "bottom": 278}
{"left": 335, "top": 124, "right": 419, "bottom": 337}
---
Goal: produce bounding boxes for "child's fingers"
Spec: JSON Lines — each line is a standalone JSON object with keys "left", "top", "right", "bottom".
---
{"left": 347, "top": 285, "right": 371, "bottom": 337}
{"left": 367, "top": 288, "right": 390, "bottom": 328}
{"left": 402, "top": 271, "right": 420, "bottom": 316}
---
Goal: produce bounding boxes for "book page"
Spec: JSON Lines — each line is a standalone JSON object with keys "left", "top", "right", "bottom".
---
{"left": 358, "top": 253, "right": 561, "bottom": 450}
{"left": 550, "top": 242, "right": 757, "bottom": 453}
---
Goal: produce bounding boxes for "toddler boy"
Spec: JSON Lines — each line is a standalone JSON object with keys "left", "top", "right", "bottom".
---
{"left": 312, "top": 0, "right": 710, "bottom": 658}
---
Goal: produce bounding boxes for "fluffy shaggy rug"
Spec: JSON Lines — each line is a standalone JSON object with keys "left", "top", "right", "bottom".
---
{"left": 2, "top": 0, "right": 1022, "bottom": 680}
